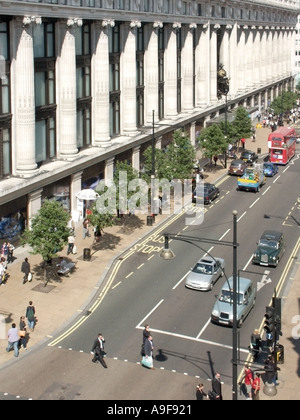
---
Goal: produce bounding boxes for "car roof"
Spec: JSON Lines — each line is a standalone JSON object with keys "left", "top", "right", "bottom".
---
{"left": 260, "top": 230, "right": 283, "bottom": 241}
{"left": 230, "top": 159, "right": 245, "bottom": 165}
{"left": 197, "top": 257, "right": 214, "bottom": 264}
{"left": 221, "top": 276, "right": 253, "bottom": 292}
{"left": 241, "top": 150, "right": 254, "bottom": 155}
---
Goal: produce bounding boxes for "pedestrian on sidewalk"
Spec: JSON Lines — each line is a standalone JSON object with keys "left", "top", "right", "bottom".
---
{"left": 1, "top": 241, "right": 8, "bottom": 260}
{"left": 243, "top": 365, "right": 253, "bottom": 399}
{"left": 83, "top": 218, "right": 90, "bottom": 239}
{"left": 196, "top": 383, "right": 209, "bottom": 400}
{"left": 250, "top": 329, "right": 262, "bottom": 362}
{"left": 211, "top": 372, "right": 223, "bottom": 400}
{"left": 241, "top": 138, "right": 246, "bottom": 149}
{"left": 251, "top": 373, "right": 261, "bottom": 400}
{"left": 26, "top": 301, "right": 36, "bottom": 331}
{"left": 21, "top": 257, "right": 31, "bottom": 284}
{"left": 19, "top": 316, "right": 27, "bottom": 350}
{"left": 213, "top": 155, "right": 218, "bottom": 166}
{"left": 7, "top": 242, "right": 15, "bottom": 264}
{"left": 67, "top": 234, "right": 75, "bottom": 255}
{"left": 91, "top": 333, "right": 107, "bottom": 368}
{"left": 6, "top": 323, "right": 19, "bottom": 357}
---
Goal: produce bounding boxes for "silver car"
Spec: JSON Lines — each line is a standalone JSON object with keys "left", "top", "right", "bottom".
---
{"left": 185, "top": 256, "right": 225, "bottom": 291}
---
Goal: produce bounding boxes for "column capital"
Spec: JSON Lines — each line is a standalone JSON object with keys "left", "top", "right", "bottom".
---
{"left": 173, "top": 22, "right": 182, "bottom": 30}
{"left": 189, "top": 23, "right": 197, "bottom": 30}
{"left": 102, "top": 19, "right": 115, "bottom": 28}
{"left": 66, "top": 18, "right": 83, "bottom": 28}
{"left": 130, "top": 20, "right": 142, "bottom": 29}
{"left": 153, "top": 21, "right": 163, "bottom": 29}
{"left": 22, "top": 16, "right": 42, "bottom": 27}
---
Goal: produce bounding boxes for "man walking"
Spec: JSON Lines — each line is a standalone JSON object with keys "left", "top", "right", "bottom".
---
{"left": 26, "top": 301, "right": 36, "bottom": 331}
{"left": 21, "top": 257, "right": 30, "bottom": 284}
{"left": 212, "top": 372, "right": 223, "bottom": 400}
{"left": 91, "top": 333, "right": 107, "bottom": 368}
{"left": 6, "top": 323, "right": 19, "bottom": 357}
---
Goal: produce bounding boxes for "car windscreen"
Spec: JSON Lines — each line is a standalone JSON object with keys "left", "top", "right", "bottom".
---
{"left": 193, "top": 263, "right": 213, "bottom": 274}
{"left": 259, "top": 240, "right": 278, "bottom": 249}
{"left": 219, "top": 290, "right": 243, "bottom": 305}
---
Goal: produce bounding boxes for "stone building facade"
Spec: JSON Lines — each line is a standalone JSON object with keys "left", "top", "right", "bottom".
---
{"left": 0, "top": 0, "right": 298, "bottom": 240}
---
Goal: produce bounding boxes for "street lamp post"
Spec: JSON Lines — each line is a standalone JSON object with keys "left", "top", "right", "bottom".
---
{"left": 160, "top": 210, "right": 239, "bottom": 400}
{"left": 217, "top": 64, "right": 230, "bottom": 169}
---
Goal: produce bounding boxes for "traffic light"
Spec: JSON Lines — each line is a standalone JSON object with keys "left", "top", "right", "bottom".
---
{"left": 264, "top": 306, "right": 275, "bottom": 334}
{"left": 273, "top": 297, "right": 282, "bottom": 339}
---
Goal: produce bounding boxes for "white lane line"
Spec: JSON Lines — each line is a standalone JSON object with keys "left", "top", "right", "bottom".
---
{"left": 197, "top": 318, "right": 211, "bottom": 339}
{"left": 238, "top": 211, "right": 247, "bottom": 222}
{"left": 273, "top": 175, "right": 280, "bottom": 183}
{"left": 219, "top": 229, "right": 231, "bottom": 241}
{"left": 243, "top": 255, "right": 253, "bottom": 271}
{"left": 136, "top": 326, "right": 249, "bottom": 354}
{"left": 250, "top": 198, "right": 260, "bottom": 209}
{"left": 136, "top": 299, "right": 164, "bottom": 328}
{"left": 173, "top": 272, "right": 190, "bottom": 290}
{"left": 262, "top": 186, "right": 271, "bottom": 195}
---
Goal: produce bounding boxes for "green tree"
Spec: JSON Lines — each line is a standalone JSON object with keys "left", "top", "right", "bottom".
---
{"left": 270, "top": 90, "right": 298, "bottom": 115}
{"left": 162, "top": 130, "right": 196, "bottom": 181}
{"left": 87, "top": 203, "right": 115, "bottom": 237}
{"left": 20, "top": 200, "right": 70, "bottom": 286}
{"left": 198, "top": 124, "right": 228, "bottom": 165}
{"left": 232, "top": 106, "right": 253, "bottom": 140}
{"left": 142, "top": 146, "right": 167, "bottom": 182}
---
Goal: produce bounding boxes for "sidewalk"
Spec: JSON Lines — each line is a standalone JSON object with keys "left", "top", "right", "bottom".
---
{"left": 0, "top": 124, "right": 299, "bottom": 400}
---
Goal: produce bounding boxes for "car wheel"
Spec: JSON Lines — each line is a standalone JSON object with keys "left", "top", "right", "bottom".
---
{"left": 256, "top": 186, "right": 260, "bottom": 193}
{"left": 209, "top": 282, "right": 213, "bottom": 291}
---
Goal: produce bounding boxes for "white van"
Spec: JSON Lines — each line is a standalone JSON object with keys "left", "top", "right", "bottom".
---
{"left": 211, "top": 276, "right": 256, "bottom": 327}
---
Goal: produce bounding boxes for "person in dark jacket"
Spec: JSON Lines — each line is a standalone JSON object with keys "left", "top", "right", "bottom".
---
{"left": 21, "top": 257, "right": 31, "bottom": 284}
{"left": 212, "top": 372, "right": 223, "bottom": 400}
{"left": 141, "top": 324, "right": 151, "bottom": 356}
{"left": 196, "top": 383, "right": 208, "bottom": 400}
{"left": 91, "top": 333, "right": 107, "bottom": 368}
{"left": 19, "top": 316, "right": 27, "bottom": 350}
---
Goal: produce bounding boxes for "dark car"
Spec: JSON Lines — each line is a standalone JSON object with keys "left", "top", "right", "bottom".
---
{"left": 193, "top": 183, "right": 220, "bottom": 205}
{"left": 240, "top": 150, "right": 258, "bottom": 164}
{"left": 263, "top": 162, "right": 278, "bottom": 177}
{"left": 228, "top": 159, "right": 248, "bottom": 176}
{"left": 252, "top": 230, "right": 285, "bottom": 267}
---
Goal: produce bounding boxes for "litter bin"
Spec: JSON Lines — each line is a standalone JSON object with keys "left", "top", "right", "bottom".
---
{"left": 83, "top": 248, "right": 91, "bottom": 261}
{"left": 257, "top": 148, "right": 261, "bottom": 154}
{"left": 275, "top": 344, "right": 284, "bottom": 364}
{"left": 146, "top": 215, "right": 153, "bottom": 226}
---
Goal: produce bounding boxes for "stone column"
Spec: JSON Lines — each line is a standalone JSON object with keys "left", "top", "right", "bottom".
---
{"left": 56, "top": 18, "right": 80, "bottom": 157}
{"left": 132, "top": 146, "right": 140, "bottom": 172}
{"left": 144, "top": 22, "right": 161, "bottom": 125}
{"left": 28, "top": 188, "right": 43, "bottom": 228}
{"left": 237, "top": 26, "right": 246, "bottom": 92}
{"left": 190, "top": 122, "right": 196, "bottom": 147}
{"left": 210, "top": 24, "right": 218, "bottom": 103}
{"left": 105, "top": 157, "right": 115, "bottom": 186}
{"left": 260, "top": 28, "right": 267, "bottom": 84}
{"left": 229, "top": 23, "right": 238, "bottom": 96}
{"left": 266, "top": 29, "right": 273, "bottom": 83}
{"left": 13, "top": 17, "right": 39, "bottom": 177}
{"left": 195, "top": 23, "right": 209, "bottom": 108}
{"left": 252, "top": 27, "right": 260, "bottom": 87}
{"left": 181, "top": 23, "right": 196, "bottom": 113}
{"left": 121, "top": 21, "right": 139, "bottom": 135}
{"left": 70, "top": 171, "right": 83, "bottom": 217}
{"left": 246, "top": 27, "right": 254, "bottom": 89}
{"left": 92, "top": 20, "right": 114, "bottom": 146}
{"left": 164, "top": 23, "right": 179, "bottom": 119}
{"left": 220, "top": 25, "right": 231, "bottom": 77}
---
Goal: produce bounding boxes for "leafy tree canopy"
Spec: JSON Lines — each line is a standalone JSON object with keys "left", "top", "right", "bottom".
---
{"left": 270, "top": 90, "right": 298, "bottom": 115}
{"left": 20, "top": 200, "right": 70, "bottom": 262}
{"left": 232, "top": 106, "right": 253, "bottom": 140}
{"left": 198, "top": 124, "right": 228, "bottom": 160}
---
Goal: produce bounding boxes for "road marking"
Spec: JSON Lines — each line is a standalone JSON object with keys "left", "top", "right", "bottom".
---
{"left": 173, "top": 272, "right": 190, "bottom": 290}
{"left": 136, "top": 325, "right": 249, "bottom": 354}
{"left": 137, "top": 263, "right": 144, "bottom": 269}
{"left": 262, "top": 186, "right": 271, "bottom": 195}
{"left": 250, "top": 198, "right": 260, "bottom": 209}
{"left": 219, "top": 229, "right": 231, "bottom": 241}
{"left": 273, "top": 175, "right": 280, "bottom": 183}
{"left": 136, "top": 299, "right": 164, "bottom": 329}
{"left": 238, "top": 211, "right": 247, "bottom": 222}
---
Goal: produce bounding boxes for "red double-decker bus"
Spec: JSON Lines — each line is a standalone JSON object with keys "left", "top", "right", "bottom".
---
{"left": 268, "top": 126, "right": 296, "bottom": 165}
